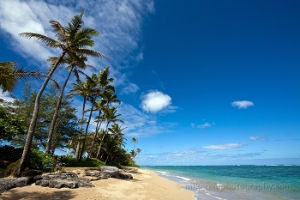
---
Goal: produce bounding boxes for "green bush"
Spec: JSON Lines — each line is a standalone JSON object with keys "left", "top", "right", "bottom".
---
{"left": 61, "top": 157, "right": 105, "bottom": 167}
{"left": 27, "top": 149, "right": 55, "bottom": 170}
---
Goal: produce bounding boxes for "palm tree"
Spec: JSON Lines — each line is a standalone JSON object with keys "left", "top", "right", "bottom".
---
{"left": 131, "top": 137, "right": 138, "bottom": 149}
{"left": 96, "top": 106, "right": 123, "bottom": 158}
{"left": 86, "top": 67, "right": 118, "bottom": 158}
{"left": 87, "top": 99, "right": 106, "bottom": 158}
{"left": 69, "top": 77, "right": 96, "bottom": 159}
{"left": 45, "top": 54, "right": 94, "bottom": 154}
{"left": 0, "top": 62, "right": 43, "bottom": 92}
{"left": 17, "top": 11, "right": 104, "bottom": 175}
{"left": 130, "top": 149, "right": 137, "bottom": 162}
{"left": 102, "top": 135, "right": 120, "bottom": 164}
{"left": 108, "top": 123, "right": 127, "bottom": 147}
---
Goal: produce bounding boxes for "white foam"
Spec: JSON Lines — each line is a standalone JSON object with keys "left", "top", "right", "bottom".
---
{"left": 175, "top": 175, "right": 191, "bottom": 182}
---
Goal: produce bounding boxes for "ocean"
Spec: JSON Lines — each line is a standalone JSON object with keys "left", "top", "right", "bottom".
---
{"left": 143, "top": 166, "right": 300, "bottom": 200}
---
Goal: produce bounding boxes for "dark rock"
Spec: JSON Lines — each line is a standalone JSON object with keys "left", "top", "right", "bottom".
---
{"left": 55, "top": 183, "right": 65, "bottom": 189}
{"left": 48, "top": 180, "right": 59, "bottom": 188}
{"left": 32, "top": 175, "right": 43, "bottom": 182}
{"left": 41, "top": 180, "right": 49, "bottom": 187}
{"left": 35, "top": 180, "right": 42, "bottom": 185}
{"left": 110, "top": 171, "right": 133, "bottom": 180}
{"left": 64, "top": 182, "right": 78, "bottom": 189}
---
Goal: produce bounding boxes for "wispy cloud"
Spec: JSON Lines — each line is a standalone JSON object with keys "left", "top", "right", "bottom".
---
{"left": 137, "top": 147, "right": 260, "bottom": 164}
{"left": 203, "top": 143, "right": 246, "bottom": 150}
{"left": 0, "top": 0, "right": 154, "bottom": 92}
{"left": 121, "top": 83, "right": 139, "bottom": 94}
{"left": 249, "top": 135, "right": 267, "bottom": 141}
{"left": 231, "top": 100, "right": 254, "bottom": 109}
{"left": 141, "top": 91, "right": 173, "bottom": 113}
{"left": 197, "top": 122, "right": 212, "bottom": 129}
{"left": 118, "top": 103, "right": 173, "bottom": 137}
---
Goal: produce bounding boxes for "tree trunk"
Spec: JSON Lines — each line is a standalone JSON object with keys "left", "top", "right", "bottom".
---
{"left": 76, "top": 97, "right": 86, "bottom": 160}
{"left": 79, "top": 102, "right": 95, "bottom": 159}
{"left": 46, "top": 66, "right": 74, "bottom": 154}
{"left": 17, "top": 52, "right": 66, "bottom": 176}
{"left": 75, "top": 141, "right": 80, "bottom": 159}
{"left": 87, "top": 113, "right": 104, "bottom": 158}
{"left": 96, "top": 121, "right": 110, "bottom": 158}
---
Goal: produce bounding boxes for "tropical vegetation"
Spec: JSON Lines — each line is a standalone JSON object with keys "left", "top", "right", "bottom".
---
{"left": 0, "top": 10, "right": 140, "bottom": 177}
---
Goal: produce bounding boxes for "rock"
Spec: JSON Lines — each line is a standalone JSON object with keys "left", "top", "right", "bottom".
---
{"left": 41, "top": 180, "right": 49, "bottom": 187}
{"left": 32, "top": 175, "right": 43, "bottom": 182}
{"left": 100, "top": 166, "right": 119, "bottom": 172}
{"left": 55, "top": 183, "right": 65, "bottom": 189}
{"left": 48, "top": 180, "right": 59, "bottom": 188}
{"left": 35, "top": 180, "right": 42, "bottom": 185}
{"left": 110, "top": 171, "right": 133, "bottom": 180}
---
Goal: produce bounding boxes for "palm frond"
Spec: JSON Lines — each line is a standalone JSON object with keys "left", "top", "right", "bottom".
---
{"left": 76, "top": 48, "right": 108, "bottom": 58}
{"left": 19, "top": 32, "right": 61, "bottom": 48}
{"left": 49, "top": 20, "right": 66, "bottom": 42}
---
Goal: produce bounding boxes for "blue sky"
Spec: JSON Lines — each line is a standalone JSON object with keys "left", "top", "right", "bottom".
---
{"left": 0, "top": 0, "right": 299, "bottom": 165}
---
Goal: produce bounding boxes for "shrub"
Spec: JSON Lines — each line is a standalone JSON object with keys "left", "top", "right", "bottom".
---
{"left": 61, "top": 157, "right": 105, "bottom": 167}
{"left": 27, "top": 149, "right": 55, "bottom": 170}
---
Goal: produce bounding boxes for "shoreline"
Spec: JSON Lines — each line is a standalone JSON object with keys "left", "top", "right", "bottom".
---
{"left": 0, "top": 168, "right": 196, "bottom": 200}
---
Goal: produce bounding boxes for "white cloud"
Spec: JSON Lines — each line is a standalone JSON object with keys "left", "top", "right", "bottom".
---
{"left": 121, "top": 83, "right": 139, "bottom": 94}
{"left": 249, "top": 135, "right": 267, "bottom": 141}
{"left": 197, "top": 122, "right": 212, "bottom": 129}
{"left": 231, "top": 100, "right": 254, "bottom": 109}
{"left": 0, "top": 90, "right": 14, "bottom": 102}
{"left": 203, "top": 143, "right": 246, "bottom": 150}
{"left": 141, "top": 91, "right": 172, "bottom": 113}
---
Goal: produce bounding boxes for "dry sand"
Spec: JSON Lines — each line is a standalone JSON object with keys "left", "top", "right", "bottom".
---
{"left": 0, "top": 169, "right": 195, "bottom": 200}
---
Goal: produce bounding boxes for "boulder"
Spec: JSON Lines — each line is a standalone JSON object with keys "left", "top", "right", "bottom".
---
{"left": 100, "top": 166, "right": 119, "bottom": 172}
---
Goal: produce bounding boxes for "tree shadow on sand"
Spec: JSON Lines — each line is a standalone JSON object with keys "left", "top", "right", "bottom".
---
{"left": 0, "top": 189, "right": 76, "bottom": 200}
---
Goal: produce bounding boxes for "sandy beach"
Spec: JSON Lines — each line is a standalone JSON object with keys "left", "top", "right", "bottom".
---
{"left": 0, "top": 169, "right": 195, "bottom": 200}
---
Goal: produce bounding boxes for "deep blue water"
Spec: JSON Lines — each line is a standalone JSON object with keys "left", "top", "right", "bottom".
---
{"left": 143, "top": 166, "right": 300, "bottom": 200}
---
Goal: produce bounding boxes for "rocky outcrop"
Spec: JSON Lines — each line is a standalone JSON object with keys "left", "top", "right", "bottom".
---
{"left": 0, "top": 176, "right": 36, "bottom": 194}
{"left": 35, "top": 172, "right": 94, "bottom": 189}
{"left": 0, "top": 170, "right": 133, "bottom": 194}
{"left": 85, "top": 170, "right": 133, "bottom": 180}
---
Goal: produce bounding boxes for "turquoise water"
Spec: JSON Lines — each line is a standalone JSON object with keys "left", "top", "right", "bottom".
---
{"left": 143, "top": 166, "right": 300, "bottom": 200}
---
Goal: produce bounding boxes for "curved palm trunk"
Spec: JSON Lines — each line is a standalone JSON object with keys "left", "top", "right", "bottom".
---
{"left": 96, "top": 121, "right": 110, "bottom": 158}
{"left": 46, "top": 65, "right": 74, "bottom": 154}
{"left": 87, "top": 113, "right": 104, "bottom": 158}
{"left": 79, "top": 101, "right": 95, "bottom": 159}
{"left": 75, "top": 97, "right": 87, "bottom": 160}
{"left": 17, "top": 52, "right": 66, "bottom": 176}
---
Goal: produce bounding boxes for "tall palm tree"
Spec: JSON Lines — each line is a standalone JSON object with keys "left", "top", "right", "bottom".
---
{"left": 17, "top": 11, "right": 104, "bottom": 175}
{"left": 86, "top": 67, "right": 118, "bottom": 158}
{"left": 69, "top": 77, "right": 96, "bottom": 159}
{"left": 108, "top": 123, "right": 127, "bottom": 148}
{"left": 0, "top": 61, "right": 43, "bottom": 92}
{"left": 45, "top": 54, "right": 94, "bottom": 154}
{"left": 130, "top": 149, "right": 137, "bottom": 162}
{"left": 102, "top": 135, "right": 120, "bottom": 164}
{"left": 132, "top": 137, "right": 138, "bottom": 149}
{"left": 96, "top": 106, "right": 123, "bottom": 158}
{"left": 87, "top": 99, "right": 106, "bottom": 158}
